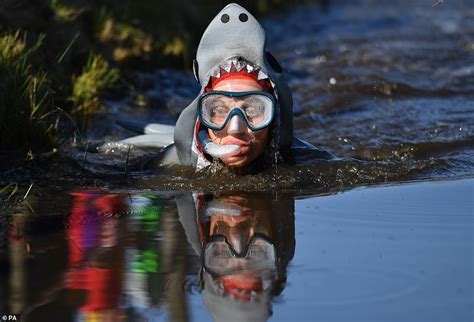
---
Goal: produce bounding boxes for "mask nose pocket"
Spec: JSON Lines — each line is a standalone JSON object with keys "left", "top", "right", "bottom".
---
{"left": 228, "top": 115, "right": 245, "bottom": 134}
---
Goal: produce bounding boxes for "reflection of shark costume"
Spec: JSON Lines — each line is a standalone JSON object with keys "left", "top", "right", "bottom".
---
{"left": 114, "top": 3, "right": 331, "bottom": 170}
{"left": 175, "top": 192, "right": 295, "bottom": 322}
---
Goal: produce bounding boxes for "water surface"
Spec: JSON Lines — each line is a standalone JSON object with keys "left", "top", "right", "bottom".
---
{"left": 0, "top": 179, "right": 472, "bottom": 321}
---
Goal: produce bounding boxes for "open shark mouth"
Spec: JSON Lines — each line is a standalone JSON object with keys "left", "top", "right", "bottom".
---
{"left": 206, "top": 56, "right": 271, "bottom": 82}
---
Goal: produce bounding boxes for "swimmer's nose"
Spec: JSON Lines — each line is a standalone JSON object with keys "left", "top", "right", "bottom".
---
{"left": 228, "top": 115, "right": 245, "bottom": 134}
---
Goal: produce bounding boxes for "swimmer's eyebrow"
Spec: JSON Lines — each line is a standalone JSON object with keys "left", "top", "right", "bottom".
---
{"left": 244, "top": 96, "right": 266, "bottom": 107}
{"left": 206, "top": 97, "right": 226, "bottom": 105}
{"left": 245, "top": 96, "right": 263, "bottom": 104}
{"left": 205, "top": 95, "right": 234, "bottom": 105}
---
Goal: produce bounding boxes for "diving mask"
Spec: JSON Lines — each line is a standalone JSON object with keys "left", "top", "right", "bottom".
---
{"left": 198, "top": 91, "right": 275, "bottom": 131}
{"left": 202, "top": 233, "right": 276, "bottom": 276}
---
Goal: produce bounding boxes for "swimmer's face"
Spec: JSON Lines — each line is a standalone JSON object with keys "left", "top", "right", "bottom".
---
{"left": 208, "top": 79, "right": 270, "bottom": 168}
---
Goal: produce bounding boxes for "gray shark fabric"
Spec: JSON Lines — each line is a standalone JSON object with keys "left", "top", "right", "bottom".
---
{"left": 202, "top": 271, "right": 271, "bottom": 322}
{"left": 173, "top": 3, "right": 294, "bottom": 168}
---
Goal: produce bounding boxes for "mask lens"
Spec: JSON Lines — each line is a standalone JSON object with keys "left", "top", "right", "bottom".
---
{"left": 201, "top": 94, "right": 233, "bottom": 128}
{"left": 200, "top": 92, "right": 274, "bottom": 130}
{"left": 241, "top": 96, "right": 273, "bottom": 128}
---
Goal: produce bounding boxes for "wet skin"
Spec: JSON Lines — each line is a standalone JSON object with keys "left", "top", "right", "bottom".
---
{"left": 208, "top": 78, "right": 270, "bottom": 168}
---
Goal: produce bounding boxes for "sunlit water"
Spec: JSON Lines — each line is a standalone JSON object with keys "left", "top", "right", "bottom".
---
{"left": 1, "top": 1, "right": 473, "bottom": 321}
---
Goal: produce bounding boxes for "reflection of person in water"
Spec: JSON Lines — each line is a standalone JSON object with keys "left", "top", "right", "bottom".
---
{"left": 154, "top": 3, "right": 331, "bottom": 172}
{"left": 176, "top": 192, "right": 295, "bottom": 322}
{"left": 65, "top": 192, "right": 176, "bottom": 321}
{"left": 9, "top": 192, "right": 127, "bottom": 321}
{"left": 65, "top": 192, "right": 126, "bottom": 320}
{"left": 18, "top": 191, "right": 193, "bottom": 322}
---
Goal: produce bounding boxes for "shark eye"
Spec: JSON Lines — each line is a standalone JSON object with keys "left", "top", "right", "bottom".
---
{"left": 221, "top": 14, "right": 230, "bottom": 23}
{"left": 239, "top": 13, "right": 248, "bottom": 22}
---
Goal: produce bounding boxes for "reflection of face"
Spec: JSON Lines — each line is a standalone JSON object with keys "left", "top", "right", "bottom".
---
{"left": 207, "top": 194, "right": 275, "bottom": 300}
{"left": 209, "top": 195, "right": 272, "bottom": 254}
{"left": 208, "top": 79, "right": 270, "bottom": 168}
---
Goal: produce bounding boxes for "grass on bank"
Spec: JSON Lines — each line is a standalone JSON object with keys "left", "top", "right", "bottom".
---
{"left": 0, "top": 32, "right": 55, "bottom": 151}
{"left": 72, "top": 53, "right": 119, "bottom": 131}
{"left": 0, "top": 30, "right": 120, "bottom": 156}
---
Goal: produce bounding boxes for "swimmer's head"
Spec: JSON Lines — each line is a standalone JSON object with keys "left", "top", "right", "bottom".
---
{"left": 200, "top": 59, "right": 275, "bottom": 168}
{"left": 173, "top": 3, "right": 293, "bottom": 170}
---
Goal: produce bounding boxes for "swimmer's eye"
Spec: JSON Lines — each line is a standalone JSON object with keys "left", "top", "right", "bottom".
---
{"left": 244, "top": 97, "right": 265, "bottom": 118}
{"left": 245, "top": 105, "right": 264, "bottom": 118}
{"left": 211, "top": 105, "right": 229, "bottom": 116}
{"left": 205, "top": 97, "right": 228, "bottom": 115}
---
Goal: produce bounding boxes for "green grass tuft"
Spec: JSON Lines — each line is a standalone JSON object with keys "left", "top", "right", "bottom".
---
{"left": 72, "top": 53, "right": 119, "bottom": 130}
{"left": 0, "top": 31, "right": 56, "bottom": 151}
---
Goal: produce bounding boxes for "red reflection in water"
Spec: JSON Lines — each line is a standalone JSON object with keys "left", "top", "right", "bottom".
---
{"left": 66, "top": 192, "right": 126, "bottom": 315}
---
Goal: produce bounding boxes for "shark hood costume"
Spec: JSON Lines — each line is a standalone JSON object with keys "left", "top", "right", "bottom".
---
{"left": 173, "top": 3, "right": 294, "bottom": 169}
{"left": 108, "top": 3, "right": 332, "bottom": 170}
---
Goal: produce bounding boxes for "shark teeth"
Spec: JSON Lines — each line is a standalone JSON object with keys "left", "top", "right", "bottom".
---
{"left": 246, "top": 65, "right": 255, "bottom": 73}
{"left": 209, "top": 68, "right": 221, "bottom": 78}
{"left": 220, "top": 60, "right": 233, "bottom": 72}
{"left": 257, "top": 70, "right": 269, "bottom": 80}
{"left": 206, "top": 57, "right": 268, "bottom": 82}
{"left": 234, "top": 60, "right": 246, "bottom": 72}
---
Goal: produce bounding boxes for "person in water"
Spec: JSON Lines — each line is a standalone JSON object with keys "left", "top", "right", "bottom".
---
{"left": 145, "top": 3, "right": 331, "bottom": 171}
{"left": 111, "top": 3, "right": 330, "bottom": 172}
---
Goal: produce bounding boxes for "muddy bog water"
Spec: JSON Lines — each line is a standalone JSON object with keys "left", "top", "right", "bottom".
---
{"left": 1, "top": 0, "right": 473, "bottom": 321}
{"left": 0, "top": 179, "right": 472, "bottom": 321}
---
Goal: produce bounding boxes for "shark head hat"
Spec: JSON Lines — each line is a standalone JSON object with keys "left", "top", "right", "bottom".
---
{"left": 173, "top": 3, "right": 293, "bottom": 170}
